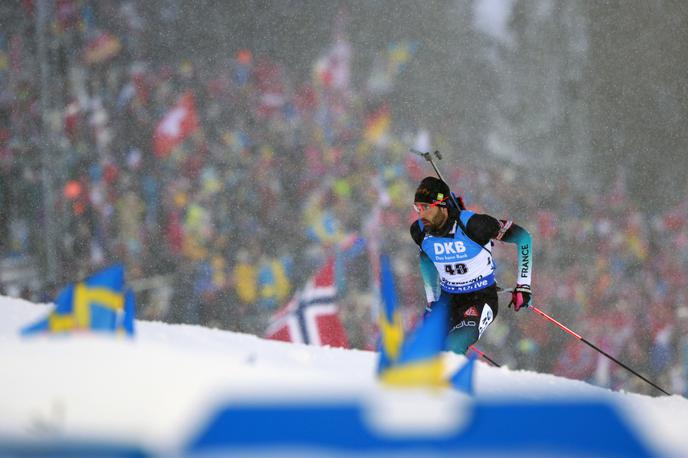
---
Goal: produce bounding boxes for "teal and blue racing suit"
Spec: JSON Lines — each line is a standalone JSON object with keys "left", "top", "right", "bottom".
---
{"left": 410, "top": 206, "right": 532, "bottom": 354}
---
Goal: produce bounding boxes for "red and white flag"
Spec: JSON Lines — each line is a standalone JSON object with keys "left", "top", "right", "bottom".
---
{"left": 313, "top": 11, "right": 351, "bottom": 91}
{"left": 152, "top": 91, "right": 199, "bottom": 157}
{"left": 265, "top": 257, "right": 349, "bottom": 348}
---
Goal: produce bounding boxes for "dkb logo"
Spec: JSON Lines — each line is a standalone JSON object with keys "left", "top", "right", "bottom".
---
{"left": 433, "top": 241, "right": 466, "bottom": 255}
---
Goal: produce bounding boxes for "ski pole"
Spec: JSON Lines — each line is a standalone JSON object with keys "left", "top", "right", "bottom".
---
{"left": 469, "top": 344, "right": 501, "bottom": 367}
{"left": 529, "top": 305, "right": 671, "bottom": 396}
{"left": 410, "top": 149, "right": 466, "bottom": 210}
{"left": 498, "top": 288, "right": 670, "bottom": 394}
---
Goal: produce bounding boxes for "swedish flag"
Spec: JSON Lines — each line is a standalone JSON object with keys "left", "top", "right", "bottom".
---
{"left": 379, "top": 298, "right": 449, "bottom": 387}
{"left": 387, "top": 40, "right": 418, "bottom": 76}
{"left": 377, "top": 252, "right": 450, "bottom": 387}
{"left": 22, "top": 264, "right": 135, "bottom": 336}
{"left": 375, "top": 253, "right": 478, "bottom": 391}
{"left": 376, "top": 254, "right": 404, "bottom": 373}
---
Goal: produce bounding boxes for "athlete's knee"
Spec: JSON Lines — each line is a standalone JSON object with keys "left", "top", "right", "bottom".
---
{"left": 446, "top": 328, "right": 478, "bottom": 355}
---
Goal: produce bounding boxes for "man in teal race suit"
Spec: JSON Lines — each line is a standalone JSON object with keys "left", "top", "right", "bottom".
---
{"left": 410, "top": 177, "right": 534, "bottom": 354}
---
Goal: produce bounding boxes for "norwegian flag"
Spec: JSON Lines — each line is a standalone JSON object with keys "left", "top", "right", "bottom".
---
{"left": 152, "top": 91, "right": 200, "bottom": 157}
{"left": 265, "top": 257, "right": 349, "bottom": 348}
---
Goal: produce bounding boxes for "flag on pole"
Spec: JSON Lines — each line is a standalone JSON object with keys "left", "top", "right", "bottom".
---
{"left": 364, "top": 104, "right": 390, "bottom": 146}
{"left": 152, "top": 91, "right": 200, "bottom": 157}
{"left": 313, "top": 10, "right": 351, "bottom": 90}
{"left": 265, "top": 257, "right": 349, "bottom": 348}
{"left": 378, "top": 298, "right": 449, "bottom": 387}
{"left": 366, "top": 40, "right": 418, "bottom": 95}
{"left": 376, "top": 254, "right": 404, "bottom": 373}
{"left": 374, "top": 254, "right": 478, "bottom": 392}
{"left": 376, "top": 283, "right": 478, "bottom": 392}
{"left": 83, "top": 31, "right": 122, "bottom": 65}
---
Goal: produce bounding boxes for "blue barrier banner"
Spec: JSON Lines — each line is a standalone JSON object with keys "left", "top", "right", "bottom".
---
{"left": 187, "top": 399, "right": 654, "bottom": 457}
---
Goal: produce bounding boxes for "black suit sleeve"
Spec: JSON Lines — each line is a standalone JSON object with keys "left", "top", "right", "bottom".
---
{"left": 464, "top": 213, "right": 501, "bottom": 246}
{"left": 410, "top": 220, "right": 424, "bottom": 246}
{"left": 465, "top": 213, "right": 529, "bottom": 247}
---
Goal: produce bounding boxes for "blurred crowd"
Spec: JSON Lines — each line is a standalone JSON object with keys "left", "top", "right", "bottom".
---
{"left": 1, "top": 2, "right": 686, "bottom": 396}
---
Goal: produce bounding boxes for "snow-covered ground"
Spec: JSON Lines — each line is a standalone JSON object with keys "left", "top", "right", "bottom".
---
{"left": 1, "top": 295, "right": 687, "bottom": 457}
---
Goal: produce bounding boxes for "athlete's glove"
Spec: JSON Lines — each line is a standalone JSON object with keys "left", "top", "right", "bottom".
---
{"left": 509, "top": 285, "right": 532, "bottom": 311}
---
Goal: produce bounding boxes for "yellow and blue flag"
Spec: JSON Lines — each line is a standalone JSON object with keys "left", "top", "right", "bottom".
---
{"left": 376, "top": 253, "right": 476, "bottom": 391}
{"left": 379, "top": 298, "right": 448, "bottom": 387}
{"left": 386, "top": 40, "right": 418, "bottom": 78}
{"left": 376, "top": 254, "right": 404, "bottom": 373}
{"left": 305, "top": 210, "right": 344, "bottom": 245}
{"left": 22, "top": 264, "right": 135, "bottom": 337}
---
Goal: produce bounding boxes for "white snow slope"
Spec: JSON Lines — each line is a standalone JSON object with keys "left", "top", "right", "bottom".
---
{"left": 1, "top": 296, "right": 687, "bottom": 457}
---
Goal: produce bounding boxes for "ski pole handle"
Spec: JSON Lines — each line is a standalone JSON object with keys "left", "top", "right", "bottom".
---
{"left": 410, "top": 148, "right": 445, "bottom": 182}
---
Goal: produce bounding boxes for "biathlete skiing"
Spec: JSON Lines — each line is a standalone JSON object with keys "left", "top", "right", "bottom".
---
{"left": 410, "top": 175, "right": 534, "bottom": 354}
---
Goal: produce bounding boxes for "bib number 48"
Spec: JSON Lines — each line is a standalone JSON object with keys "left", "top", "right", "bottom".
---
{"left": 445, "top": 263, "right": 468, "bottom": 275}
